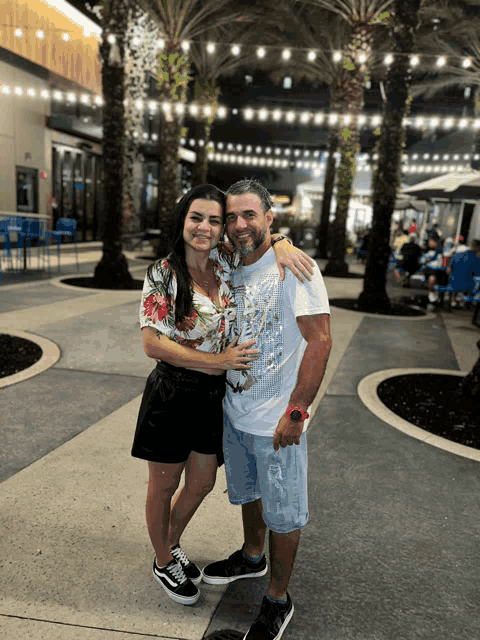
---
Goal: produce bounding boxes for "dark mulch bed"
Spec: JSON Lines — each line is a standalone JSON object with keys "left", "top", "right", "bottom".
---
{"left": 61, "top": 277, "right": 144, "bottom": 290}
{"left": 330, "top": 297, "right": 426, "bottom": 317}
{"left": 0, "top": 334, "right": 43, "bottom": 378}
{"left": 377, "top": 373, "right": 480, "bottom": 450}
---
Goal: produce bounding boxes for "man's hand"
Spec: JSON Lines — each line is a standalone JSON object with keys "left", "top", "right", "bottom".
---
{"left": 273, "top": 414, "right": 304, "bottom": 451}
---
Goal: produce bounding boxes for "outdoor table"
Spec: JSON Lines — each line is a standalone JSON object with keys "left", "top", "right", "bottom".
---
{"left": 0, "top": 212, "right": 49, "bottom": 272}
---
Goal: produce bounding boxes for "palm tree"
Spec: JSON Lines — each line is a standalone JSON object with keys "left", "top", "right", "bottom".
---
{"left": 410, "top": 15, "right": 480, "bottom": 167}
{"left": 123, "top": 7, "right": 162, "bottom": 235}
{"left": 357, "top": 0, "right": 424, "bottom": 311}
{"left": 261, "top": 6, "right": 353, "bottom": 259}
{"left": 90, "top": 0, "right": 136, "bottom": 289}
{"left": 136, "top": 0, "right": 260, "bottom": 258}
{"left": 189, "top": 25, "right": 262, "bottom": 186}
{"left": 295, "top": 0, "right": 394, "bottom": 275}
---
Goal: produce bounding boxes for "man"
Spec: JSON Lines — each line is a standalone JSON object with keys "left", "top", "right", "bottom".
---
{"left": 393, "top": 233, "right": 422, "bottom": 287}
{"left": 202, "top": 180, "right": 332, "bottom": 640}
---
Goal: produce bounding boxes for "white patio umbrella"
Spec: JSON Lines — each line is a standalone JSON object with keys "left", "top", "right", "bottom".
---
{"left": 402, "top": 171, "right": 480, "bottom": 244}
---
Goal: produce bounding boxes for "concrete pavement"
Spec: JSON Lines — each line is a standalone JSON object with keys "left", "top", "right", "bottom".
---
{"left": 0, "top": 248, "right": 479, "bottom": 639}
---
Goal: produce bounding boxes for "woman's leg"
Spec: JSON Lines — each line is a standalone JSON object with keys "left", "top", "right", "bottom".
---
{"left": 146, "top": 460, "right": 186, "bottom": 567}
{"left": 168, "top": 452, "right": 218, "bottom": 548}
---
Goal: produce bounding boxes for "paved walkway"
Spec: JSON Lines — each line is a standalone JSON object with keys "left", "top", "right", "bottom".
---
{"left": 0, "top": 248, "right": 479, "bottom": 640}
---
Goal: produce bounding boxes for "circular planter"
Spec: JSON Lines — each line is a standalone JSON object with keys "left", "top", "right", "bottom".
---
{"left": 0, "top": 330, "right": 61, "bottom": 389}
{"left": 358, "top": 368, "right": 480, "bottom": 462}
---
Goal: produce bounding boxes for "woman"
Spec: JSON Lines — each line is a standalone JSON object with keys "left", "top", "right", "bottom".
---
{"left": 131, "top": 184, "right": 314, "bottom": 606}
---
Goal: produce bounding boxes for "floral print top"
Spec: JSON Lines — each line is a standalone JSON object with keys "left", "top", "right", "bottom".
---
{"left": 139, "top": 247, "right": 238, "bottom": 353}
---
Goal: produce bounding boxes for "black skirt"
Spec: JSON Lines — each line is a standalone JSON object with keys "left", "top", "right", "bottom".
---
{"left": 131, "top": 361, "right": 226, "bottom": 465}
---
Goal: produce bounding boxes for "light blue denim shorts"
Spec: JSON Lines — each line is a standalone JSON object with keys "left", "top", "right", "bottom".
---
{"left": 223, "top": 413, "right": 309, "bottom": 533}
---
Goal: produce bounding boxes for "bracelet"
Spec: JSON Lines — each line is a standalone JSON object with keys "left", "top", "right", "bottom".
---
{"left": 272, "top": 235, "right": 292, "bottom": 246}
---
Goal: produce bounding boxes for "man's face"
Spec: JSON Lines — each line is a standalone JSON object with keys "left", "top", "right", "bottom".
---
{"left": 225, "top": 193, "right": 273, "bottom": 257}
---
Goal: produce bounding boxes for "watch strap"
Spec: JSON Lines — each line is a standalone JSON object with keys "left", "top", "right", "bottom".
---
{"left": 285, "top": 405, "right": 309, "bottom": 421}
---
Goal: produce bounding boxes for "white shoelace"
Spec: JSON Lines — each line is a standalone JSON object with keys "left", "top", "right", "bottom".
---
{"left": 171, "top": 546, "right": 189, "bottom": 567}
{"left": 167, "top": 561, "right": 187, "bottom": 585}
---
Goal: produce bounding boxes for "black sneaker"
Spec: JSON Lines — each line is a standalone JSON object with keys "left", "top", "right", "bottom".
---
{"left": 170, "top": 544, "right": 202, "bottom": 585}
{"left": 243, "top": 593, "right": 294, "bottom": 640}
{"left": 152, "top": 558, "right": 200, "bottom": 605}
{"left": 202, "top": 547, "right": 267, "bottom": 585}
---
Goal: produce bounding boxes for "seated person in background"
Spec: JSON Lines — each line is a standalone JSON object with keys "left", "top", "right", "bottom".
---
{"left": 442, "top": 236, "right": 455, "bottom": 267}
{"left": 392, "top": 228, "right": 409, "bottom": 257}
{"left": 445, "top": 238, "right": 480, "bottom": 307}
{"left": 425, "top": 223, "right": 442, "bottom": 250}
{"left": 394, "top": 233, "right": 422, "bottom": 287}
{"left": 452, "top": 235, "right": 469, "bottom": 255}
{"left": 422, "top": 238, "right": 448, "bottom": 303}
{"left": 408, "top": 218, "right": 417, "bottom": 234}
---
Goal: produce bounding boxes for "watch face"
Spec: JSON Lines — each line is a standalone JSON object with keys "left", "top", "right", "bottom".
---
{"left": 290, "top": 409, "right": 302, "bottom": 422}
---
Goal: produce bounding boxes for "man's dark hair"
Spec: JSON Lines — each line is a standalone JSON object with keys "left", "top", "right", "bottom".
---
{"left": 146, "top": 184, "right": 226, "bottom": 324}
{"left": 226, "top": 179, "right": 273, "bottom": 213}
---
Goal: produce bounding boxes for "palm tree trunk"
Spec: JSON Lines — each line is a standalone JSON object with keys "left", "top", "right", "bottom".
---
{"left": 155, "top": 42, "right": 191, "bottom": 259}
{"left": 357, "top": 0, "right": 423, "bottom": 311}
{"left": 93, "top": 2, "right": 134, "bottom": 289}
{"left": 192, "top": 119, "right": 212, "bottom": 186}
{"left": 155, "top": 116, "right": 182, "bottom": 258}
{"left": 315, "top": 133, "right": 338, "bottom": 259}
{"left": 323, "top": 25, "right": 373, "bottom": 277}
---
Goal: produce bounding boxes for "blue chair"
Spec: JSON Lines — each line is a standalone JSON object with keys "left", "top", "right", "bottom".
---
{"left": 44, "top": 218, "right": 79, "bottom": 272}
{"left": 0, "top": 218, "right": 20, "bottom": 272}
{"left": 18, "top": 218, "right": 47, "bottom": 270}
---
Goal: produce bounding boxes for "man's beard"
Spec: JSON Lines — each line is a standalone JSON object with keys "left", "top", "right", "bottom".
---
{"left": 229, "top": 227, "right": 267, "bottom": 256}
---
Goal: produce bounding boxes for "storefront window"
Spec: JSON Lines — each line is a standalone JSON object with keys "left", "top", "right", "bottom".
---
{"left": 16, "top": 167, "right": 38, "bottom": 213}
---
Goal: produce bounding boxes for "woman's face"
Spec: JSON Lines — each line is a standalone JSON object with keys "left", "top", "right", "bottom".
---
{"left": 183, "top": 198, "right": 224, "bottom": 253}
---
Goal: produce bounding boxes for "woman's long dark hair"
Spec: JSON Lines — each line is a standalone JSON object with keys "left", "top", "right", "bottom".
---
{"left": 146, "top": 184, "right": 226, "bottom": 324}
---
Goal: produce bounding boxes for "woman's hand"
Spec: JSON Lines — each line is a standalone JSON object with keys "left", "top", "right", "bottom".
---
{"left": 273, "top": 239, "right": 316, "bottom": 283}
{"left": 218, "top": 336, "right": 260, "bottom": 370}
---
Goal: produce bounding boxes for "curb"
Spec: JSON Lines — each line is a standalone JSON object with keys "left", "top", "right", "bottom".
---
{"left": 0, "top": 330, "right": 61, "bottom": 388}
{"left": 357, "top": 368, "right": 480, "bottom": 462}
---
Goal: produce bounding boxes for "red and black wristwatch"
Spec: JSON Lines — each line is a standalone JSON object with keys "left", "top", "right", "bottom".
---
{"left": 285, "top": 405, "right": 310, "bottom": 422}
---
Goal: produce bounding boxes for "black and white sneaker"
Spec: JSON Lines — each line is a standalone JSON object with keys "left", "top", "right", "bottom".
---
{"left": 170, "top": 544, "right": 202, "bottom": 585}
{"left": 243, "top": 593, "right": 294, "bottom": 640}
{"left": 202, "top": 547, "right": 268, "bottom": 585}
{"left": 152, "top": 558, "right": 200, "bottom": 605}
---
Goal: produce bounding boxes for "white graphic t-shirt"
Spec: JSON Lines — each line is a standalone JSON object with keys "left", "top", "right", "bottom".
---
{"left": 224, "top": 248, "right": 330, "bottom": 436}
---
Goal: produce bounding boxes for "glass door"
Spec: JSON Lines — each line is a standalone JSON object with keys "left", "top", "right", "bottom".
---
{"left": 16, "top": 167, "right": 38, "bottom": 213}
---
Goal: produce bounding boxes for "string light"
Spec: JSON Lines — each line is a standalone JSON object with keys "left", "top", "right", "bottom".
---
{"left": 1, "top": 84, "right": 479, "bottom": 133}
{"left": 3, "top": 22, "right": 478, "bottom": 71}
